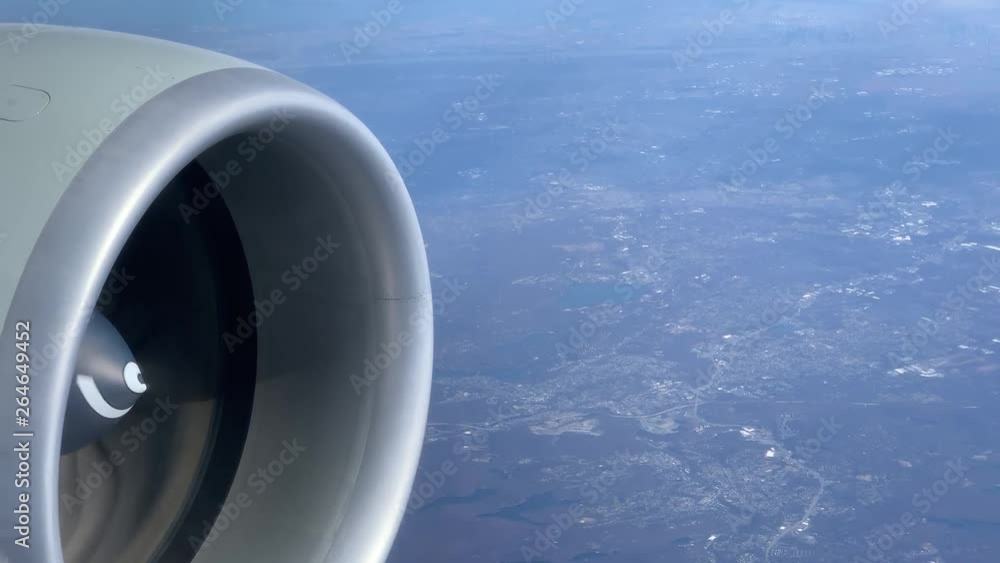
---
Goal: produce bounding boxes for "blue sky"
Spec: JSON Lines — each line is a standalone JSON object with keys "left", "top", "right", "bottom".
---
{"left": 2, "top": 0, "right": 997, "bottom": 61}
{"left": 2, "top": 0, "right": 996, "bottom": 32}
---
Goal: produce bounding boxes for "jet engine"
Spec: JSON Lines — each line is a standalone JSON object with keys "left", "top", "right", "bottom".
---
{"left": 0, "top": 24, "right": 433, "bottom": 563}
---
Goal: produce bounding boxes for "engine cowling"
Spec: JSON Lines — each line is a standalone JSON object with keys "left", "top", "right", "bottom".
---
{"left": 0, "top": 24, "right": 433, "bottom": 563}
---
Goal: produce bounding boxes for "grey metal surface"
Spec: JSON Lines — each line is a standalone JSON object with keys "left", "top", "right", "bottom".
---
{"left": 0, "top": 24, "right": 257, "bottom": 334}
{"left": 0, "top": 25, "right": 432, "bottom": 563}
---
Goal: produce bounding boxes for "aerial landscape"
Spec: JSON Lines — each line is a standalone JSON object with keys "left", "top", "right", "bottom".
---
{"left": 12, "top": 0, "right": 1000, "bottom": 561}
{"left": 317, "top": 4, "right": 1000, "bottom": 562}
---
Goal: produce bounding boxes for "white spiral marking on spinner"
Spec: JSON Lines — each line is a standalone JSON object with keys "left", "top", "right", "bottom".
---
{"left": 76, "top": 361, "right": 147, "bottom": 419}
{"left": 76, "top": 375, "right": 133, "bottom": 419}
{"left": 123, "top": 361, "right": 147, "bottom": 393}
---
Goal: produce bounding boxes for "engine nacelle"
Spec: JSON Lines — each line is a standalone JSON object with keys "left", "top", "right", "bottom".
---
{"left": 0, "top": 24, "right": 433, "bottom": 563}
